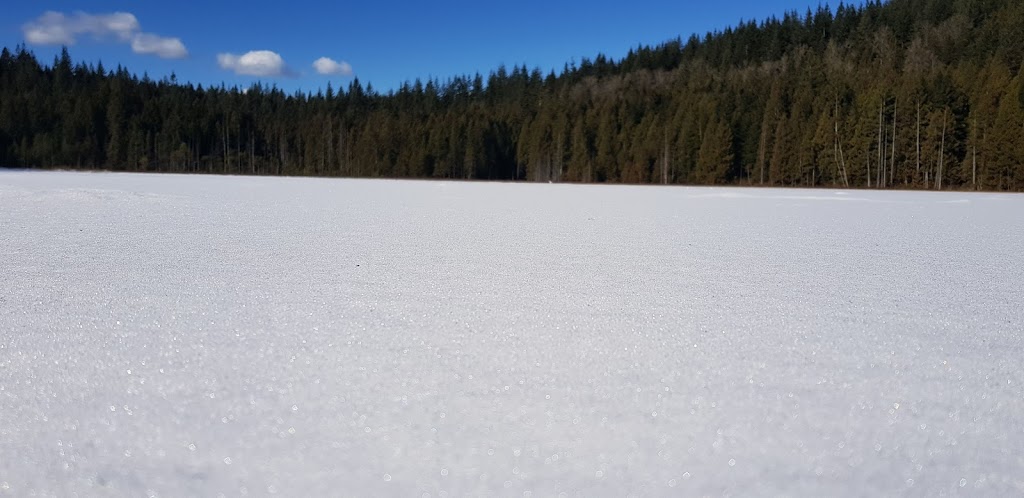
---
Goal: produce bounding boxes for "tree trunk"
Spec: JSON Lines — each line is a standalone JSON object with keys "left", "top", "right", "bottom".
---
{"left": 757, "top": 125, "right": 766, "bottom": 185}
{"left": 236, "top": 118, "right": 241, "bottom": 175}
{"left": 249, "top": 130, "right": 255, "bottom": 174}
{"left": 937, "top": 109, "right": 947, "bottom": 190}
{"left": 661, "top": 135, "right": 669, "bottom": 185}
{"left": 878, "top": 100, "right": 884, "bottom": 188}
{"left": 916, "top": 102, "right": 921, "bottom": 182}
{"left": 834, "top": 99, "right": 849, "bottom": 187}
{"left": 972, "top": 145, "right": 977, "bottom": 189}
{"left": 890, "top": 98, "right": 897, "bottom": 186}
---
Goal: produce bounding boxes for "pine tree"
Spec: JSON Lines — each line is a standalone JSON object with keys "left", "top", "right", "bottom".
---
{"left": 695, "top": 118, "right": 734, "bottom": 184}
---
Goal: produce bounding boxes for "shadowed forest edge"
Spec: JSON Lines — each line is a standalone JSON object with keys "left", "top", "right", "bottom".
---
{"left": 2, "top": 0, "right": 1023, "bottom": 190}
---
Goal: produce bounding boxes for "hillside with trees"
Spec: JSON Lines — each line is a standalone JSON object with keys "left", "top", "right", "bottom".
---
{"left": 2, "top": 0, "right": 1024, "bottom": 190}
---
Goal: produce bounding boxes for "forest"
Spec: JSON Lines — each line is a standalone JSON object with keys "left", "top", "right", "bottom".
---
{"left": 2, "top": 0, "right": 1024, "bottom": 190}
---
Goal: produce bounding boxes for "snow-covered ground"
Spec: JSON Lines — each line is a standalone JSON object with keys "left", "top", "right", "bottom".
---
{"left": 1, "top": 170, "right": 1022, "bottom": 496}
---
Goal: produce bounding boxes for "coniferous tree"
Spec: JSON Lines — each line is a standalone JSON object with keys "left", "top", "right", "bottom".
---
{"left": 2, "top": 0, "right": 1024, "bottom": 191}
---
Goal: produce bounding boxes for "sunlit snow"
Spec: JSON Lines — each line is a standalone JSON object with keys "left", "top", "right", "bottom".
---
{"left": 1, "top": 171, "right": 1022, "bottom": 495}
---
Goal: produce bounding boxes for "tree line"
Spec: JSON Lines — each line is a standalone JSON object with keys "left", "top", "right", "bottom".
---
{"left": 2, "top": 0, "right": 1023, "bottom": 190}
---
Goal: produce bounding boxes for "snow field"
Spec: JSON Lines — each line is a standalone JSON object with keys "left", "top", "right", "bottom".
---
{"left": 1, "top": 171, "right": 1022, "bottom": 496}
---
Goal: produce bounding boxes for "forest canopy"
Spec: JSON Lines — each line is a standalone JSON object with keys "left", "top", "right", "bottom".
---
{"left": 2, "top": 0, "right": 1023, "bottom": 190}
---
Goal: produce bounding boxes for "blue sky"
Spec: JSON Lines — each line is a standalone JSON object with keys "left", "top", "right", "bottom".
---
{"left": 4, "top": 1, "right": 849, "bottom": 93}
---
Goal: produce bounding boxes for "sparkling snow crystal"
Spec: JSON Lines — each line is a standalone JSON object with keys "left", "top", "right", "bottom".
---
{"left": 1, "top": 171, "right": 1022, "bottom": 495}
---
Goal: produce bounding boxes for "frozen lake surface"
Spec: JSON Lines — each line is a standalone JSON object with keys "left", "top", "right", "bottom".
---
{"left": 1, "top": 171, "right": 1022, "bottom": 496}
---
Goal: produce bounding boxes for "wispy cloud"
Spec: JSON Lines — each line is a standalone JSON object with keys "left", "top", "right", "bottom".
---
{"left": 218, "top": 50, "right": 289, "bottom": 77}
{"left": 131, "top": 33, "right": 187, "bottom": 59}
{"left": 22, "top": 11, "right": 187, "bottom": 59}
{"left": 313, "top": 57, "right": 353, "bottom": 76}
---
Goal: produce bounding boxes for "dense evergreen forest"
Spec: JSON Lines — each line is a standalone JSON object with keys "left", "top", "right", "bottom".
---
{"left": 2, "top": 0, "right": 1024, "bottom": 190}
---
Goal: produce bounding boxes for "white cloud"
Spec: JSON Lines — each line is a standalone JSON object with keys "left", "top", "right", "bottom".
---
{"left": 218, "top": 50, "right": 288, "bottom": 77}
{"left": 23, "top": 14, "right": 72, "bottom": 44}
{"left": 22, "top": 11, "right": 187, "bottom": 59}
{"left": 313, "top": 57, "right": 353, "bottom": 76}
{"left": 24, "top": 11, "right": 140, "bottom": 43}
{"left": 131, "top": 33, "right": 187, "bottom": 59}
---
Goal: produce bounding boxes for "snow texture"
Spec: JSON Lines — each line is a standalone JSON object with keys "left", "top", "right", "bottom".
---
{"left": 1, "top": 171, "right": 1022, "bottom": 496}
